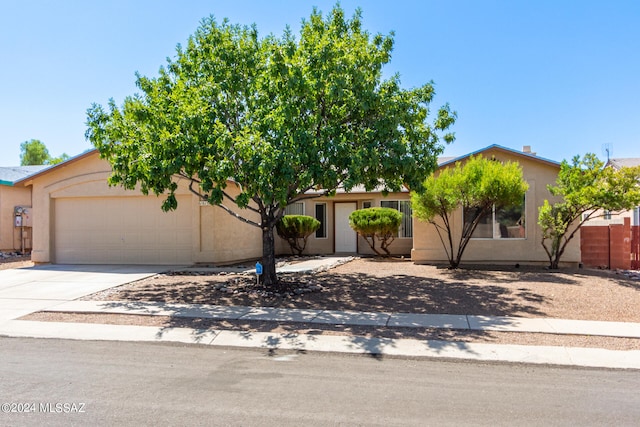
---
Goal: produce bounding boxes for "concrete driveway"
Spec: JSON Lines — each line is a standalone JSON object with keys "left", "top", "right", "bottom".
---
{"left": 0, "top": 264, "right": 177, "bottom": 324}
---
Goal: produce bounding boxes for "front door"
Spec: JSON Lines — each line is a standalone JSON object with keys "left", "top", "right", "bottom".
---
{"left": 334, "top": 202, "right": 357, "bottom": 253}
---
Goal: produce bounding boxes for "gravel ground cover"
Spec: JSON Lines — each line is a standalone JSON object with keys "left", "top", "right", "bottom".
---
{"left": 21, "top": 257, "right": 640, "bottom": 351}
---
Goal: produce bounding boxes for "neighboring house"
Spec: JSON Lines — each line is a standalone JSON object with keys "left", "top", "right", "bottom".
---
{"left": 0, "top": 165, "right": 49, "bottom": 251}
{"left": 16, "top": 150, "right": 263, "bottom": 265}
{"left": 581, "top": 157, "right": 640, "bottom": 269}
{"left": 581, "top": 158, "right": 640, "bottom": 227}
{"left": 411, "top": 145, "right": 581, "bottom": 267}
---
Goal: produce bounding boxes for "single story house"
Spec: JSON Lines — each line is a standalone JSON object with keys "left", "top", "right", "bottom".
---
{"left": 16, "top": 149, "right": 410, "bottom": 264}
{"left": 16, "top": 144, "right": 580, "bottom": 267}
{"left": 0, "top": 165, "right": 49, "bottom": 251}
{"left": 411, "top": 145, "right": 581, "bottom": 267}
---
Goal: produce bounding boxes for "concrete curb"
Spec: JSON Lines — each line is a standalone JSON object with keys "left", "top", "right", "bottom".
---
{"left": 42, "top": 300, "right": 640, "bottom": 339}
{"left": 1, "top": 319, "right": 639, "bottom": 370}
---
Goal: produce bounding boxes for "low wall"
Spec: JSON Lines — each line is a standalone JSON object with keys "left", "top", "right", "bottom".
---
{"left": 581, "top": 218, "right": 633, "bottom": 270}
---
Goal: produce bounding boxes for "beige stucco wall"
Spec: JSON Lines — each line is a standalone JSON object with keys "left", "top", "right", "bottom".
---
{"left": 0, "top": 185, "right": 33, "bottom": 251}
{"left": 584, "top": 207, "right": 640, "bottom": 227}
{"left": 411, "top": 148, "right": 581, "bottom": 267}
{"left": 276, "top": 191, "right": 413, "bottom": 256}
{"left": 197, "top": 193, "right": 262, "bottom": 265}
{"left": 24, "top": 151, "right": 262, "bottom": 265}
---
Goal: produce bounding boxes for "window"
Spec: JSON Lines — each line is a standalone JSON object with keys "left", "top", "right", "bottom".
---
{"left": 284, "top": 202, "right": 304, "bottom": 215}
{"left": 464, "top": 199, "right": 526, "bottom": 239}
{"left": 380, "top": 200, "right": 413, "bottom": 238}
{"left": 315, "top": 203, "right": 327, "bottom": 238}
{"left": 603, "top": 210, "right": 612, "bottom": 220}
{"left": 362, "top": 201, "right": 373, "bottom": 209}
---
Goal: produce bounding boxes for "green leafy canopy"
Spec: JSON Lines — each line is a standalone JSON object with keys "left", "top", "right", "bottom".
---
{"left": 412, "top": 155, "right": 528, "bottom": 268}
{"left": 85, "top": 4, "right": 456, "bottom": 284}
{"left": 276, "top": 215, "right": 321, "bottom": 255}
{"left": 276, "top": 215, "right": 320, "bottom": 239}
{"left": 86, "top": 5, "right": 455, "bottom": 213}
{"left": 349, "top": 207, "right": 402, "bottom": 256}
{"left": 538, "top": 153, "right": 640, "bottom": 268}
{"left": 20, "top": 139, "right": 69, "bottom": 166}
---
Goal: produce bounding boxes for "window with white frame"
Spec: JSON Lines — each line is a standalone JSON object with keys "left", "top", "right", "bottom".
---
{"left": 284, "top": 202, "right": 304, "bottom": 215}
{"left": 603, "top": 210, "right": 612, "bottom": 220}
{"left": 315, "top": 203, "right": 327, "bottom": 238}
{"left": 380, "top": 200, "right": 413, "bottom": 238}
{"left": 463, "top": 199, "right": 526, "bottom": 239}
{"left": 362, "top": 200, "right": 373, "bottom": 209}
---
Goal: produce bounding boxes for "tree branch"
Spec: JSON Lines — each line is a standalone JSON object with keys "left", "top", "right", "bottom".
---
{"left": 188, "top": 179, "right": 205, "bottom": 199}
{"left": 221, "top": 189, "right": 261, "bottom": 214}
{"left": 215, "top": 203, "right": 261, "bottom": 228}
{"left": 289, "top": 192, "right": 325, "bottom": 203}
{"left": 430, "top": 219, "right": 452, "bottom": 263}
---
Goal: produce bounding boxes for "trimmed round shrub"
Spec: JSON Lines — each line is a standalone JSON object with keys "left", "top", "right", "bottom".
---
{"left": 276, "top": 215, "right": 321, "bottom": 255}
{"left": 348, "top": 207, "right": 402, "bottom": 256}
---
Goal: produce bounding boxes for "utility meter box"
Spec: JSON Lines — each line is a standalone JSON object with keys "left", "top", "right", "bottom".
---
{"left": 22, "top": 207, "right": 33, "bottom": 227}
{"left": 13, "top": 206, "right": 33, "bottom": 227}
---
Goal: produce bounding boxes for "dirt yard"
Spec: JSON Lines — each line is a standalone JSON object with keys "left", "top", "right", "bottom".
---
{"left": 83, "top": 257, "right": 640, "bottom": 321}
{"left": 23, "top": 257, "right": 640, "bottom": 351}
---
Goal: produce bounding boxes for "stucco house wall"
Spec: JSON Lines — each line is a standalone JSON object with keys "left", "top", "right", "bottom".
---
{"left": 0, "top": 166, "right": 49, "bottom": 252}
{"left": 0, "top": 185, "right": 34, "bottom": 251}
{"left": 18, "top": 145, "right": 579, "bottom": 267}
{"left": 20, "top": 150, "right": 262, "bottom": 265}
{"left": 275, "top": 190, "right": 413, "bottom": 257}
{"left": 411, "top": 145, "right": 581, "bottom": 267}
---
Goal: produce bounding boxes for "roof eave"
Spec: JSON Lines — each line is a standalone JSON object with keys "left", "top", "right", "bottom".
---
{"left": 438, "top": 144, "right": 560, "bottom": 169}
{"left": 14, "top": 149, "right": 98, "bottom": 185}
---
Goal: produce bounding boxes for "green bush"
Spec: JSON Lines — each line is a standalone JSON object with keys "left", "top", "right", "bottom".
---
{"left": 349, "top": 207, "right": 402, "bottom": 256}
{"left": 276, "top": 215, "right": 321, "bottom": 255}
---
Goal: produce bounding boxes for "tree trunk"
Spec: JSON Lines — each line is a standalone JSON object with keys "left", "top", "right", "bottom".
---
{"left": 362, "top": 235, "right": 383, "bottom": 256}
{"left": 548, "top": 237, "right": 562, "bottom": 269}
{"left": 261, "top": 225, "right": 278, "bottom": 287}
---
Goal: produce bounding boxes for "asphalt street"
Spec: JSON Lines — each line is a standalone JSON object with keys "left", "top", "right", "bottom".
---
{"left": 1, "top": 337, "right": 639, "bottom": 426}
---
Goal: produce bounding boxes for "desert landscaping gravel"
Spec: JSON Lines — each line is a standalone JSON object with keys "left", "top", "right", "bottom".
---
{"left": 24, "top": 257, "right": 640, "bottom": 351}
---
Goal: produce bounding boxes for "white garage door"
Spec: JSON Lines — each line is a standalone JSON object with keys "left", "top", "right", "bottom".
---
{"left": 54, "top": 196, "right": 193, "bottom": 264}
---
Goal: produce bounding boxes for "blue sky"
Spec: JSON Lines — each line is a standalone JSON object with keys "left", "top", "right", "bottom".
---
{"left": 1, "top": 0, "right": 638, "bottom": 166}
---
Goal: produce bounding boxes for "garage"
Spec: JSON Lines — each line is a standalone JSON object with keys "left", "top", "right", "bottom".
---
{"left": 53, "top": 195, "right": 193, "bottom": 264}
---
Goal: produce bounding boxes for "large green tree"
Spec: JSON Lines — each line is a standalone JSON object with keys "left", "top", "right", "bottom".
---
{"left": 86, "top": 6, "right": 456, "bottom": 286}
{"left": 20, "top": 139, "right": 50, "bottom": 165}
{"left": 412, "top": 156, "right": 529, "bottom": 268}
{"left": 20, "top": 139, "right": 69, "bottom": 166}
{"left": 538, "top": 154, "right": 640, "bottom": 269}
